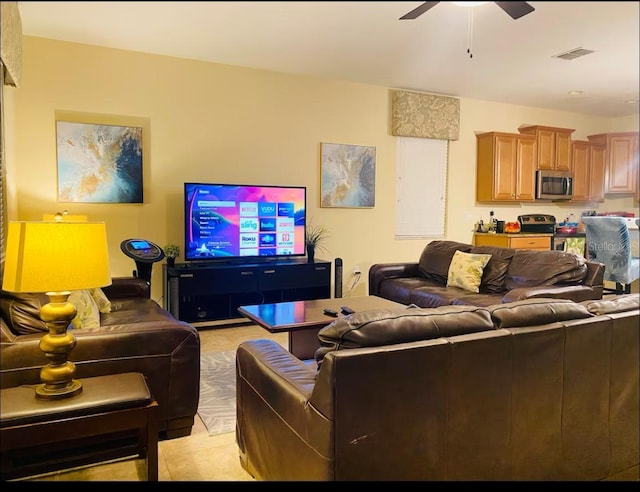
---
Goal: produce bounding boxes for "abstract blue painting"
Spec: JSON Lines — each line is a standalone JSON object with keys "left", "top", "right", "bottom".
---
{"left": 56, "top": 121, "right": 143, "bottom": 203}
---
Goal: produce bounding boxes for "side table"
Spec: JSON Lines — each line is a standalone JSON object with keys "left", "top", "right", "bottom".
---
{"left": 1, "top": 372, "right": 158, "bottom": 481}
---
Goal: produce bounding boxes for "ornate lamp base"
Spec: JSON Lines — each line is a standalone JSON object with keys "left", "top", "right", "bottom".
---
{"left": 36, "top": 379, "right": 83, "bottom": 400}
{"left": 36, "top": 292, "right": 83, "bottom": 400}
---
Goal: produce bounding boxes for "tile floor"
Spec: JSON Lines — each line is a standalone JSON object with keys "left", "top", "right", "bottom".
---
{"left": 25, "top": 323, "right": 288, "bottom": 482}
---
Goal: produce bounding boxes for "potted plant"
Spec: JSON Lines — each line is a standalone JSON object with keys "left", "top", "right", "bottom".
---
{"left": 164, "top": 243, "right": 180, "bottom": 266}
{"left": 305, "top": 221, "right": 329, "bottom": 263}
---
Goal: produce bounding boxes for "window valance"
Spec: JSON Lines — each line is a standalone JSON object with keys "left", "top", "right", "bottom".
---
{"left": 391, "top": 90, "right": 459, "bottom": 140}
{"left": 1, "top": 1, "right": 23, "bottom": 87}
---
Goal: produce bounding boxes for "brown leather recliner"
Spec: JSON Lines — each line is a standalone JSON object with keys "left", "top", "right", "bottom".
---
{"left": 1, "top": 277, "right": 200, "bottom": 440}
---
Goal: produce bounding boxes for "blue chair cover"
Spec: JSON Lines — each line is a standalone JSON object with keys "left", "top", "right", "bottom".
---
{"left": 582, "top": 216, "right": 640, "bottom": 289}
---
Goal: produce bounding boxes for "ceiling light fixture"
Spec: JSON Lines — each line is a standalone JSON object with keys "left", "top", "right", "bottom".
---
{"left": 401, "top": 2, "right": 533, "bottom": 58}
{"left": 625, "top": 99, "right": 638, "bottom": 104}
{"left": 452, "top": 1, "right": 488, "bottom": 6}
{"left": 453, "top": 2, "right": 489, "bottom": 58}
{"left": 568, "top": 90, "right": 584, "bottom": 96}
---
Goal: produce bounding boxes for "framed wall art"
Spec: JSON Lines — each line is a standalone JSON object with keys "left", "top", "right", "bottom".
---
{"left": 320, "top": 142, "right": 376, "bottom": 208}
{"left": 55, "top": 111, "right": 150, "bottom": 203}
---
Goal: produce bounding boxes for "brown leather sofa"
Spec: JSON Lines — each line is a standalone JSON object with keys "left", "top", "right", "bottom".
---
{"left": 1, "top": 277, "right": 200, "bottom": 440}
{"left": 235, "top": 295, "right": 639, "bottom": 480}
{"left": 369, "top": 240, "right": 605, "bottom": 307}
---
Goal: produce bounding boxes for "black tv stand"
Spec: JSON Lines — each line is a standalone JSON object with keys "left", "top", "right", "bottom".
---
{"left": 179, "top": 261, "right": 211, "bottom": 267}
{"left": 162, "top": 259, "right": 331, "bottom": 325}
{"left": 184, "top": 256, "right": 306, "bottom": 266}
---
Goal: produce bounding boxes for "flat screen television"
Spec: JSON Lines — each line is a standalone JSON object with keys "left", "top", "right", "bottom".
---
{"left": 183, "top": 182, "right": 307, "bottom": 263}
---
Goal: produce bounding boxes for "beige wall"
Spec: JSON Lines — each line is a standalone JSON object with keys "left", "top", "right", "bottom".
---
{"left": 5, "top": 36, "right": 639, "bottom": 300}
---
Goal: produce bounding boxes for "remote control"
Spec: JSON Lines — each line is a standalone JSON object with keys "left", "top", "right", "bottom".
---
{"left": 323, "top": 308, "right": 339, "bottom": 317}
{"left": 341, "top": 306, "right": 355, "bottom": 315}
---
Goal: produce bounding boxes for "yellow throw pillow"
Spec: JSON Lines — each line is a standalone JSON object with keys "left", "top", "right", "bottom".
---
{"left": 68, "top": 289, "right": 101, "bottom": 329}
{"left": 89, "top": 287, "right": 112, "bottom": 314}
{"left": 447, "top": 250, "right": 492, "bottom": 293}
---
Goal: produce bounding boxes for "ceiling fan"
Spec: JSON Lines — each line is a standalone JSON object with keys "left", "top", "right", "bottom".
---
{"left": 399, "top": 2, "right": 535, "bottom": 21}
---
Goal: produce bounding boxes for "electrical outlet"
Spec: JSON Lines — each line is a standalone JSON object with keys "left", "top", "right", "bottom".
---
{"left": 353, "top": 266, "right": 361, "bottom": 275}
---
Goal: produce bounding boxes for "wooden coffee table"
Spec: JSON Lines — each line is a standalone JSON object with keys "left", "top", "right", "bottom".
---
{"left": 237, "top": 295, "right": 405, "bottom": 359}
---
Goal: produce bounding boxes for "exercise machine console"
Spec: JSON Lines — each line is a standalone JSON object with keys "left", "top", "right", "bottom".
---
{"left": 120, "top": 239, "right": 165, "bottom": 284}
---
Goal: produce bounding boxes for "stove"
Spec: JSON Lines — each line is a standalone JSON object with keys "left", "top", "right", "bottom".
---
{"left": 517, "top": 214, "right": 556, "bottom": 233}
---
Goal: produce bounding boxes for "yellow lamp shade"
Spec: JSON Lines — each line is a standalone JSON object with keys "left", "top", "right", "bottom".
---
{"left": 2, "top": 221, "right": 112, "bottom": 293}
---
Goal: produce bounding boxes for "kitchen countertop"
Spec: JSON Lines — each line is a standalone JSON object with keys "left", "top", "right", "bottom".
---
{"left": 474, "top": 232, "right": 553, "bottom": 237}
{"left": 475, "top": 231, "right": 590, "bottom": 237}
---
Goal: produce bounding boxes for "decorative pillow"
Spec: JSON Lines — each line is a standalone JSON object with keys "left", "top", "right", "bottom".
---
{"left": 68, "top": 290, "right": 100, "bottom": 329}
{"left": 89, "top": 287, "right": 112, "bottom": 314}
{"left": 446, "top": 250, "right": 492, "bottom": 293}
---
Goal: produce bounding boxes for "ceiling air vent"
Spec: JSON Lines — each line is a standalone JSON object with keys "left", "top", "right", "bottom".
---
{"left": 553, "top": 47, "right": 595, "bottom": 61}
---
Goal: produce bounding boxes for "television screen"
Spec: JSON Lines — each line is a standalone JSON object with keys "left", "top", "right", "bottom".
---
{"left": 184, "top": 182, "right": 307, "bottom": 262}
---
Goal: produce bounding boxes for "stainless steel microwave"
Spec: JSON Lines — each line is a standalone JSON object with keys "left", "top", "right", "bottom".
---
{"left": 536, "top": 170, "right": 574, "bottom": 200}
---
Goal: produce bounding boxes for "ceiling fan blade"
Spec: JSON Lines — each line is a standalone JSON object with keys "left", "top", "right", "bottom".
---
{"left": 494, "top": 2, "right": 535, "bottom": 20}
{"left": 399, "top": 1, "right": 440, "bottom": 20}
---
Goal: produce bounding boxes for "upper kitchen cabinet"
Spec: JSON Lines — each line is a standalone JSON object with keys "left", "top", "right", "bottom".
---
{"left": 588, "top": 132, "right": 639, "bottom": 194}
{"left": 589, "top": 143, "right": 607, "bottom": 202}
{"left": 571, "top": 140, "right": 606, "bottom": 202}
{"left": 476, "top": 131, "right": 537, "bottom": 202}
{"left": 519, "top": 125, "right": 575, "bottom": 171}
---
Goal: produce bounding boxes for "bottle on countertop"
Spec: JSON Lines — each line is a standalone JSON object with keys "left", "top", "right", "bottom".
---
{"left": 488, "top": 210, "right": 497, "bottom": 234}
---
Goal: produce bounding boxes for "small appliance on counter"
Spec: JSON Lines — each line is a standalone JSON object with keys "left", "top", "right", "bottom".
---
{"left": 517, "top": 214, "right": 556, "bottom": 233}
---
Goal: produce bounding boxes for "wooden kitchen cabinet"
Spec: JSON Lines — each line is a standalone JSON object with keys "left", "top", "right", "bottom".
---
{"left": 519, "top": 125, "right": 575, "bottom": 171}
{"left": 473, "top": 233, "right": 552, "bottom": 251}
{"left": 571, "top": 140, "right": 605, "bottom": 202}
{"left": 571, "top": 140, "right": 590, "bottom": 201}
{"left": 589, "top": 143, "right": 606, "bottom": 202}
{"left": 476, "top": 132, "right": 537, "bottom": 202}
{"left": 588, "top": 132, "right": 639, "bottom": 194}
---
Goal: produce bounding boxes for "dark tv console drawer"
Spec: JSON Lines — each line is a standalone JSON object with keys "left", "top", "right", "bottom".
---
{"left": 162, "top": 260, "right": 331, "bottom": 325}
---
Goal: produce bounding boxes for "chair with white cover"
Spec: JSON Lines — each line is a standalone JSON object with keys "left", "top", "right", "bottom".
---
{"left": 582, "top": 216, "right": 640, "bottom": 294}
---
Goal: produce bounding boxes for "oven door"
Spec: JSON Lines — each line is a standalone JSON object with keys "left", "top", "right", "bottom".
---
{"left": 536, "top": 171, "right": 573, "bottom": 200}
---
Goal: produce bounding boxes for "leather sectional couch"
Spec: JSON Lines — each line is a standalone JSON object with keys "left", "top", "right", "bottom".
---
{"left": 369, "top": 240, "right": 605, "bottom": 307}
{"left": 235, "top": 295, "right": 639, "bottom": 481}
{"left": 1, "top": 277, "right": 200, "bottom": 440}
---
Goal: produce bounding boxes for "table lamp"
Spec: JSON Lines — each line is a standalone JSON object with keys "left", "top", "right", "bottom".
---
{"left": 2, "top": 220, "right": 111, "bottom": 400}
{"left": 42, "top": 211, "right": 88, "bottom": 222}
